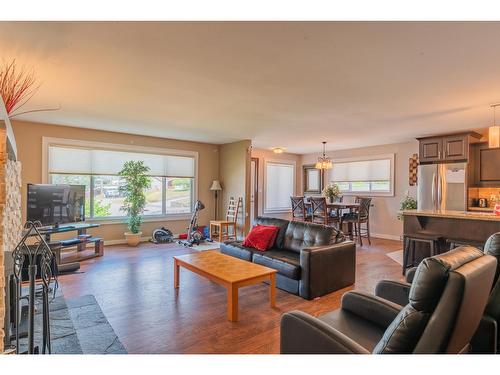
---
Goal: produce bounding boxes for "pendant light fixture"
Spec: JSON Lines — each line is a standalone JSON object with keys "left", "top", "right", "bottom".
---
{"left": 315, "top": 141, "right": 333, "bottom": 170}
{"left": 489, "top": 104, "right": 500, "bottom": 148}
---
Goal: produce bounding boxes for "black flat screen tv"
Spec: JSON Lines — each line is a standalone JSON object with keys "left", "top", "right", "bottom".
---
{"left": 27, "top": 184, "right": 85, "bottom": 226}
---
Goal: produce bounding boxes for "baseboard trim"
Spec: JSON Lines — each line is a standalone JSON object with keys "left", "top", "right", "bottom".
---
{"left": 370, "top": 233, "right": 402, "bottom": 241}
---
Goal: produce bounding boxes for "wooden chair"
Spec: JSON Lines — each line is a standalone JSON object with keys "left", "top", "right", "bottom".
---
{"left": 341, "top": 196, "right": 372, "bottom": 246}
{"left": 291, "top": 196, "right": 311, "bottom": 222}
{"left": 310, "top": 197, "right": 335, "bottom": 226}
{"left": 210, "top": 197, "right": 242, "bottom": 242}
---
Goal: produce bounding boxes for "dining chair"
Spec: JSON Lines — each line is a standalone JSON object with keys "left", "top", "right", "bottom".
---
{"left": 328, "top": 195, "right": 344, "bottom": 226}
{"left": 341, "top": 196, "right": 372, "bottom": 246}
{"left": 210, "top": 196, "right": 242, "bottom": 242}
{"left": 290, "top": 196, "right": 311, "bottom": 222}
{"left": 310, "top": 197, "right": 335, "bottom": 226}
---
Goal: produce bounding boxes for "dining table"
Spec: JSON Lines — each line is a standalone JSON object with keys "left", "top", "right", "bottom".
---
{"left": 304, "top": 201, "right": 361, "bottom": 240}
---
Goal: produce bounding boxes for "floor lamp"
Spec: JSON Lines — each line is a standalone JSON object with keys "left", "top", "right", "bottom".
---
{"left": 210, "top": 180, "right": 222, "bottom": 220}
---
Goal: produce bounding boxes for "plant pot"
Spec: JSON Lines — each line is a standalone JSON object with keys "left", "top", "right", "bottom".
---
{"left": 125, "top": 232, "right": 142, "bottom": 247}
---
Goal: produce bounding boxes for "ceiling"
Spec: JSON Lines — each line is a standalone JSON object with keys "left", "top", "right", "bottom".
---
{"left": 1, "top": 21, "right": 499, "bottom": 154}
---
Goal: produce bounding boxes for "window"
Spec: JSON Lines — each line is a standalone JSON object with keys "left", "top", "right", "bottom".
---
{"left": 265, "top": 161, "right": 295, "bottom": 212}
{"left": 45, "top": 139, "right": 197, "bottom": 219}
{"left": 328, "top": 155, "right": 394, "bottom": 196}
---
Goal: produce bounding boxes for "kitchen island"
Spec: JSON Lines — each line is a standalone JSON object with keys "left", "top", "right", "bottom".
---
{"left": 402, "top": 209, "right": 500, "bottom": 256}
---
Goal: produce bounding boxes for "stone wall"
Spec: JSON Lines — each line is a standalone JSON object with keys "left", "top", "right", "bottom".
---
{"left": 0, "top": 127, "right": 6, "bottom": 352}
{"left": 4, "top": 160, "right": 22, "bottom": 253}
{"left": 0, "top": 128, "right": 22, "bottom": 352}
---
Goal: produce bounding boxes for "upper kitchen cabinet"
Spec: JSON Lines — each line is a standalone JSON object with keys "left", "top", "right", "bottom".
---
{"left": 470, "top": 142, "right": 500, "bottom": 186}
{"left": 419, "top": 137, "right": 442, "bottom": 163}
{"left": 417, "top": 132, "right": 482, "bottom": 164}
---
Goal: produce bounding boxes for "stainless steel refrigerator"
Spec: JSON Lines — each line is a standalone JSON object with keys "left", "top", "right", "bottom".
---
{"left": 417, "top": 162, "right": 467, "bottom": 211}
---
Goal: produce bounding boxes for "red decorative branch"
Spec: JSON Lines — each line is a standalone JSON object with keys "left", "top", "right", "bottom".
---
{"left": 0, "top": 59, "right": 40, "bottom": 116}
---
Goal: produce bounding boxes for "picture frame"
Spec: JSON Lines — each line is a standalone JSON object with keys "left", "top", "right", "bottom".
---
{"left": 303, "top": 164, "right": 322, "bottom": 194}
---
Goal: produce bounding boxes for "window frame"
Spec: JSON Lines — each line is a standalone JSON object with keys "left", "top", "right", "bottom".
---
{"left": 42, "top": 137, "right": 198, "bottom": 222}
{"left": 263, "top": 159, "right": 296, "bottom": 214}
{"left": 328, "top": 154, "right": 395, "bottom": 197}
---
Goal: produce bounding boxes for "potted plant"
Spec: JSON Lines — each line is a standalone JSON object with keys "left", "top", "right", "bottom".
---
{"left": 119, "top": 160, "right": 151, "bottom": 246}
{"left": 397, "top": 194, "right": 417, "bottom": 220}
{"left": 322, "top": 183, "right": 341, "bottom": 203}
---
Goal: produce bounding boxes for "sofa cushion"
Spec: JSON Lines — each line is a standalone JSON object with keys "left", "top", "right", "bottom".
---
{"left": 243, "top": 224, "right": 280, "bottom": 251}
{"left": 283, "top": 221, "right": 342, "bottom": 253}
{"left": 220, "top": 241, "right": 256, "bottom": 261}
{"left": 256, "top": 217, "right": 290, "bottom": 249}
{"left": 252, "top": 249, "right": 301, "bottom": 280}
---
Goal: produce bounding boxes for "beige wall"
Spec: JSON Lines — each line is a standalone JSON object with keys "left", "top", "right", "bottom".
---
{"left": 301, "top": 141, "right": 419, "bottom": 239}
{"left": 219, "top": 140, "right": 251, "bottom": 238}
{"left": 250, "top": 148, "right": 301, "bottom": 221}
{"left": 12, "top": 120, "right": 221, "bottom": 242}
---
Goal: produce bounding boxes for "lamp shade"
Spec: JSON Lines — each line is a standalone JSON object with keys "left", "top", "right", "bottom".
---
{"left": 489, "top": 125, "right": 500, "bottom": 148}
{"left": 210, "top": 180, "right": 222, "bottom": 191}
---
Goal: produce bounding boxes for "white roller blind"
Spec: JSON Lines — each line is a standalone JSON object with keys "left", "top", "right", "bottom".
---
{"left": 331, "top": 157, "right": 391, "bottom": 182}
{"left": 92, "top": 150, "right": 165, "bottom": 176}
{"left": 49, "top": 146, "right": 195, "bottom": 177}
{"left": 49, "top": 146, "right": 92, "bottom": 174}
{"left": 164, "top": 155, "right": 195, "bottom": 177}
{"left": 266, "top": 162, "right": 294, "bottom": 211}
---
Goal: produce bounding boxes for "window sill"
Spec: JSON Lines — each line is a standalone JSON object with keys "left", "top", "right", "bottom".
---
{"left": 341, "top": 192, "right": 394, "bottom": 197}
{"left": 87, "top": 214, "right": 192, "bottom": 225}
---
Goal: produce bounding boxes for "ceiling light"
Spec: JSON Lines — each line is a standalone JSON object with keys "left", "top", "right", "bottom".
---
{"left": 315, "top": 141, "right": 332, "bottom": 170}
{"left": 272, "top": 147, "right": 285, "bottom": 154}
{"left": 489, "top": 104, "right": 500, "bottom": 148}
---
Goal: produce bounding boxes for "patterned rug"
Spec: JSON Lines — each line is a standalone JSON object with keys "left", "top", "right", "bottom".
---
{"left": 188, "top": 241, "right": 221, "bottom": 252}
{"left": 18, "top": 290, "right": 126, "bottom": 354}
{"left": 386, "top": 250, "right": 404, "bottom": 266}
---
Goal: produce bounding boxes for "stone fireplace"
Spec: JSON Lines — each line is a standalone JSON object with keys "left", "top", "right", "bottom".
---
{"left": 1, "top": 103, "right": 22, "bottom": 352}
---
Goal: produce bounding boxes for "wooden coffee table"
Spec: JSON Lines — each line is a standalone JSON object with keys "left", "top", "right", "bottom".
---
{"left": 173, "top": 251, "right": 277, "bottom": 322}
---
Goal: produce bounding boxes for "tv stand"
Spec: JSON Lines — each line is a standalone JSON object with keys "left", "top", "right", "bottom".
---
{"left": 38, "top": 223, "right": 103, "bottom": 264}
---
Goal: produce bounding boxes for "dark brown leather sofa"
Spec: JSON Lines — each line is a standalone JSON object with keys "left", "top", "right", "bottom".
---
{"left": 280, "top": 246, "right": 497, "bottom": 354}
{"left": 219, "top": 217, "right": 356, "bottom": 300}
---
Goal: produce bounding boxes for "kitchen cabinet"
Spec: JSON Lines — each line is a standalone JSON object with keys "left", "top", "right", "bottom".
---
{"left": 470, "top": 142, "right": 500, "bottom": 186}
{"left": 419, "top": 137, "right": 442, "bottom": 163}
{"left": 417, "top": 132, "right": 481, "bottom": 164}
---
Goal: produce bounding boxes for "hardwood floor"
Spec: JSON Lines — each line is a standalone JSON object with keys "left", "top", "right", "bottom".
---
{"left": 57, "top": 238, "right": 404, "bottom": 354}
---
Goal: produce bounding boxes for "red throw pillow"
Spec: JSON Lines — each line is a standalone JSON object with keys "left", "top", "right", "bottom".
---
{"left": 243, "top": 225, "right": 280, "bottom": 251}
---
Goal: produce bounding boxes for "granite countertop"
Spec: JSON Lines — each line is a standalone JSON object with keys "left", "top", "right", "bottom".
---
{"left": 401, "top": 209, "right": 500, "bottom": 222}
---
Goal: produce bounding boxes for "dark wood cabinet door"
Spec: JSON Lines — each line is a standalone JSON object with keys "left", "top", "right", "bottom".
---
{"left": 419, "top": 137, "right": 442, "bottom": 163}
{"left": 479, "top": 148, "right": 500, "bottom": 182}
{"left": 443, "top": 135, "right": 468, "bottom": 161}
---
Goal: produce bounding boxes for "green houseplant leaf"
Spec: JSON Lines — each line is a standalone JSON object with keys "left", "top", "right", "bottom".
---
{"left": 118, "top": 160, "right": 151, "bottom": 234}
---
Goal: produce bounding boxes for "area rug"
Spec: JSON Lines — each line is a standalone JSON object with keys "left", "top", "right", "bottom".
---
{"left": 17, "top": 290, "right": 126, "bottom": 354}
{"left": 188, "top": 241, "right": 221, "bottom": 252}
{"left": 386, "top": 250, "right": 404, "bottom": 266}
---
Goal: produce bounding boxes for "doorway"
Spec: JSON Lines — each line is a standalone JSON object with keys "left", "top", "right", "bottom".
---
{"left": 250, "top": 158, "right": 259, "bottom": 225}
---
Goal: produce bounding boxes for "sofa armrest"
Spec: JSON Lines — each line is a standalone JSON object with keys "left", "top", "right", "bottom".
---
{"left": 374, "top": 280, "right": 411, "bottom": 307}
{"left": 406, "top": 267, "right": 417, "bottom": 283}
{"left": 341, "top": 291, "right": 402, "bottom": 328}
{"left": 299, "top": 241, "right": 356, "bottom": 300}
{"left": 470, "top": 314, "right": 498, "bottom": 354}
{"left": 280, "top": 310, "right": 370, "bottom": 354}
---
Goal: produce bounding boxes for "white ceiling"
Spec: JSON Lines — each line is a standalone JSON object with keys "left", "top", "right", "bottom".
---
{"left": 1, "top": 21, "right": 499, "bottom": 154}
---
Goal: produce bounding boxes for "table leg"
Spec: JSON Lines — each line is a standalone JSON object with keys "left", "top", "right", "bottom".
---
{"left": 348, "top": 222, "right": 354, "bottom": 240}
{"left": 219, "top": 224, "right": 224, "bottom": 243}
{"left": 77, "top": 228, "right": 86, "bottom": 252}
{"left": 269, "top": 273, "right": 276, "bottom": 308}
{"left": 227, "top": 285, "right": 238, "bottom": 322}
{"left": 174, "top": 259, "right": 180, "bottom": 288}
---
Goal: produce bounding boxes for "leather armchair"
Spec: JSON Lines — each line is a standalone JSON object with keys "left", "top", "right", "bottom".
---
{"left": 375, "top": 232, "right": 500, "bottom": 353}
{"left": 281, "top": 246, "right": 497, "bottom": 354}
